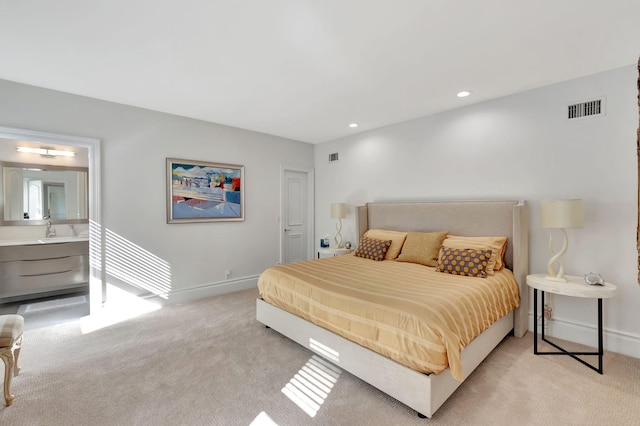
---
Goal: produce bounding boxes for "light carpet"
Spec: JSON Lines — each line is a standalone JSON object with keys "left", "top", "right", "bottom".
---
{"left": 17, "top": 295, "right": 88, "bottom": 315}
{"left": 0, "top": 288, "right": 638, "bottom": 425}
{"left": 17, "top": 294, "right": 90, "bottom": 331}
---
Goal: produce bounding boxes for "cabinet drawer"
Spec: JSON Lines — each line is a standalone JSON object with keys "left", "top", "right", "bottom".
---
{"left": 0, "top": 269, "right": 88, "bottom": 299}
{"left": 1, "top": 255, "right": 86, "bottom": 276}
{"left": 0, "top": 253, "right": 89, "bottom": 300}
{"left": 0, "top": 241, "right": 89, "bottom": 262}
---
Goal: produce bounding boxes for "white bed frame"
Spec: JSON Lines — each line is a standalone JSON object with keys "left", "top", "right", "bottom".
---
{"left": 257, "top": 200, "right": 528, "bottom": 418}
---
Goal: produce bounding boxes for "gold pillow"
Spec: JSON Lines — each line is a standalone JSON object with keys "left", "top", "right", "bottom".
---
{"left": 354, "top": 237, "right": 392, "bottom": 261}
{"left": 441, "top": 235, "right": 508, "bottom": 275}
{"left": 397, "top": 231, "right": 449, "bottom": 267}
{"left": 363, "top": 229, "right": 408, "bottom": 260}
{"left": 436, "top": 247, "right": 492, "bottom": 278}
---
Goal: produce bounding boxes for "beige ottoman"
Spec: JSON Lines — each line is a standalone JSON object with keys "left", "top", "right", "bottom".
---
{"left": 0, "top": 315, "right": 24, "bottom": 406}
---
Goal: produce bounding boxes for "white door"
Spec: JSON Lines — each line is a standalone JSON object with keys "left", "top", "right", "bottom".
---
{"left": 282, "top": 170, "right": 310, "bottom": 264}
{"left": 27, "top": 180, "right": 43, "bottom": 220}
{"left": 47, "top": 184, "right": 66, "bottom": 220}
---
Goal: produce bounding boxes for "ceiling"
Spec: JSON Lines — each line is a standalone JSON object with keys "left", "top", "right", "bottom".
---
{"left": 1, "top": 1, "right": 639, "bottom": 144}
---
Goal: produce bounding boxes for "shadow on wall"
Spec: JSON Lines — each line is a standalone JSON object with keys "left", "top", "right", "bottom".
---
{"left": 104, "top": 228, "right": 172, "bottom": 299}
{"left": 81, "top": 222, "right": 171, "bottom": 334}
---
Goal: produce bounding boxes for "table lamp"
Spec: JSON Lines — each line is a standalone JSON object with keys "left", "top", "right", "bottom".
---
{"left": 540, "top": 199, "right": 583, "bottom": 282}
{"left": 331, "top": 203, "right": 347, "bottom": 248}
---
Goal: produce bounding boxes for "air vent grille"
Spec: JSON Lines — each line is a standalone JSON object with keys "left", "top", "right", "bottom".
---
{"left": 328, "top": 152, "right": 339, "bottom": 162}
{"left": 567, "top": 98, "right": 604, "bottom": 120}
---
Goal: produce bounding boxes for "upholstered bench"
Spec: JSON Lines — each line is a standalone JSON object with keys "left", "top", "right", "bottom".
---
{"left": 0, "top": 315, "right": 24, "bottom": 406}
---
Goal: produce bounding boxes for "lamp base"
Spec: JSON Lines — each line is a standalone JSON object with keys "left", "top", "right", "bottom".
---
{"left": 545, "top": 275, "right": 568, "bottom": 283}
{"left": 333, "top": 218, "right": 343, "bottom": 249}
{"left": 546, "top": 229, "right": 569, "bottom": 283}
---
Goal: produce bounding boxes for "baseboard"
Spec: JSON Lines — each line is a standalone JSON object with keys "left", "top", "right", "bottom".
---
{"left": 528, "top": 313, "right": 640, "bottom": 360}
{"left": 163, "top": 275, "right": 260, "bottom": 305}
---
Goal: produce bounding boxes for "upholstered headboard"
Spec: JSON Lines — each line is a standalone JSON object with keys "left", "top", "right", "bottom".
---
{"left": 356, "top": 200, "right": 529, "bottom": 338}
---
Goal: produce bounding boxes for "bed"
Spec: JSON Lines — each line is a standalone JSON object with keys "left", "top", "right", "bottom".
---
{"left": 256, "top": 200, "right": 528, "bottom": 418}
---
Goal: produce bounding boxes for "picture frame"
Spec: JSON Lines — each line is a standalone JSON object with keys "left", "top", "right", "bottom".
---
{"left": 166, "top": 158, "right": 244, "bottom": 223}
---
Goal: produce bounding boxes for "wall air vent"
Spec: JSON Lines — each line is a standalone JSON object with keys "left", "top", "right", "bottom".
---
{"left": 567, "top": 97, "right": 605, "bottom": 120}
{"left": 328, "top": 152, "right": 339, "bottom": 163}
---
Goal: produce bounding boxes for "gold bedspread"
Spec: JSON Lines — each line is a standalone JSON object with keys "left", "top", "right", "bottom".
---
{"left": 258, "top": 254, "right": 520, "bottom": 381}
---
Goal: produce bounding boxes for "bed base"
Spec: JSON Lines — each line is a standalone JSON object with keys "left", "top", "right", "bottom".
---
{"left": 257, "top": 298, "right": 513, "bottom": 418}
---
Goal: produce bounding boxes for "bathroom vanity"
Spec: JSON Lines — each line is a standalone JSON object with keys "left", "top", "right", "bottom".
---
{"left": 0, "top": 237, "right": 89, "bottom": 303}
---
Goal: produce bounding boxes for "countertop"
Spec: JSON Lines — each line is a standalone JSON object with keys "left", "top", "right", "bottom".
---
{"left": 0, "top": 236, "right": 89, "bottom": 247}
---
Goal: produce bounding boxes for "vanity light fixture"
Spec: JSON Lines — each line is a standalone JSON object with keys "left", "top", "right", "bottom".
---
{"left": 457, "top": 90, "right": 472, "bottom": 98}
{"left": 17, "top": 146, "right": 76, "bottom": 157}
{"left": 348, "top": 123, "right": 359, "bottom": 128}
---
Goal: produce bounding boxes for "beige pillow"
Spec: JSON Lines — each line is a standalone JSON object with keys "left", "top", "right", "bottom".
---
{"left": 364, "top": 229, "right": 408, "bottom": 260}
{"left": 397, "top": 231, "right": 449, "bottom": 267}
{"left": 441, "top": 235, "right": 508, "bottom": 275}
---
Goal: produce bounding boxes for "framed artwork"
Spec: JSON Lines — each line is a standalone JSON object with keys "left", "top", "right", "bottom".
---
{"left": 166, "top": 158, "right": 244, "bottom": 223}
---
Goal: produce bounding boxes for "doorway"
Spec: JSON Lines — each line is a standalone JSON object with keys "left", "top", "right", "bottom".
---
{"left": 0, "top": 126, "right": 102, "bottom": 317}
{"left": 281, "top": 167, "right": 314, "bottom": 264}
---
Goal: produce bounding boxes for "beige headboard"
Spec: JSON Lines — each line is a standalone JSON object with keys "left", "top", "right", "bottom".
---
{"left": 356, "top": 200, "right": 529, "bottom": 338}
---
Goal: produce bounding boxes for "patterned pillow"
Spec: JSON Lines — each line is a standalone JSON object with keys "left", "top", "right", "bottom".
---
{"left": 363, "top": 229, "right": 408, "bottom": 259}
{"left": 442, "top": 236, "right": 508, "bottom": 273}
{"left": 436, "top": 247, "right": 492, "bottom": 278}
{"left": 355, "top": 237, "right": 392, "bottom": 261}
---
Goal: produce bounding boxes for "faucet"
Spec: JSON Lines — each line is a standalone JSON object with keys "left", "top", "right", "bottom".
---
{"left": 46, "top": 220, "right": 56, "bottom": 238}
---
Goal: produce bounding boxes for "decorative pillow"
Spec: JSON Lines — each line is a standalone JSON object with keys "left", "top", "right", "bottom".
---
{"left": 441, "top": 235, "right": 508, "bottom": 274}
{"left": 397, "top": 231, "right": 449, "bottom": 267}
{"left": 363, "top": 229, "right": 408, "bottom": 260}
{"left": 355, "top": 237, "right": 392, "bottom": 261}
{"left": 436, "top": 247, "right": 492, "bottom": 278}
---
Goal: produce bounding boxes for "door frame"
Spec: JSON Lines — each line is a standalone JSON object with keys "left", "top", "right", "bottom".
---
{"left": 0, "top": 126, "right": 102, "bottom": 313}
{"left": 280, "top": 165, "right": 314, "bottom": 264}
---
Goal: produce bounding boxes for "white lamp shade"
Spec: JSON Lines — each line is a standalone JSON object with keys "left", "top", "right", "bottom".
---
{"left": 540, "top": 199, "right": 583, "bottom": 229}
{"left": 331, "top": 203, "right": 347, "bottom": 219}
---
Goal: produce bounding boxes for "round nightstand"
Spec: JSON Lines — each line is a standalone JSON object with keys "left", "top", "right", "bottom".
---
{"left": 526, "top": 274, "right": 617, "bottom": 374}
{"left": 317, "top": 248, "right": 354, "bottom": 258}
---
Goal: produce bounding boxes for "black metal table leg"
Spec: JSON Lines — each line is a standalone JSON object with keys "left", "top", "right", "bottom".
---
{"left": 532, "top": 290, "right": 604, "bottom": 374}
{"left": 541, "top": 290, "right": 546, "bottom": 341}
{"left": 533, "top": 288, "right": 538, "bottom": 354}
{"left": 597, "top": 298, "right": 603, "bottom": 374}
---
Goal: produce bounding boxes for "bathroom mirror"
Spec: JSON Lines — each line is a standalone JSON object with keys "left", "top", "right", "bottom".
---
{"left": 0, "top": 161, "right": 88, "bottom": 225}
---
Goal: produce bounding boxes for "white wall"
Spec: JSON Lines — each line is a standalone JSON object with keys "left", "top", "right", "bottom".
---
{"left": 314, "top": 65, "right": 640, "bottom": 358}
{"left": 0, "top": 79, "right": 314, "bottom": 302}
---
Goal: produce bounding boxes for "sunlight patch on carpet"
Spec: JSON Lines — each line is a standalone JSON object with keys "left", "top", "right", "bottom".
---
{"left": 79, "top": 283, "right": 160, "bottom": 334}
{"left": 250, "top": 411, "right": 279, "bottom": 426}
{"left": 281, "top": 355, "right": 341, "bottom": 417}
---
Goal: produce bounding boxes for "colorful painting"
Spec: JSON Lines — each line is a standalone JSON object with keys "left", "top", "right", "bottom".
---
{"left": 166, "top": 158, "right": 244, "bottom": 223}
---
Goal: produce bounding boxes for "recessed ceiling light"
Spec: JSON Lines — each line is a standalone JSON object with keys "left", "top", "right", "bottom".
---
{"left": 349, "top": 123, "right": 358, "bottom": 128}
{"left": 457, "top": 90, "right": 472, "bottom": 98}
